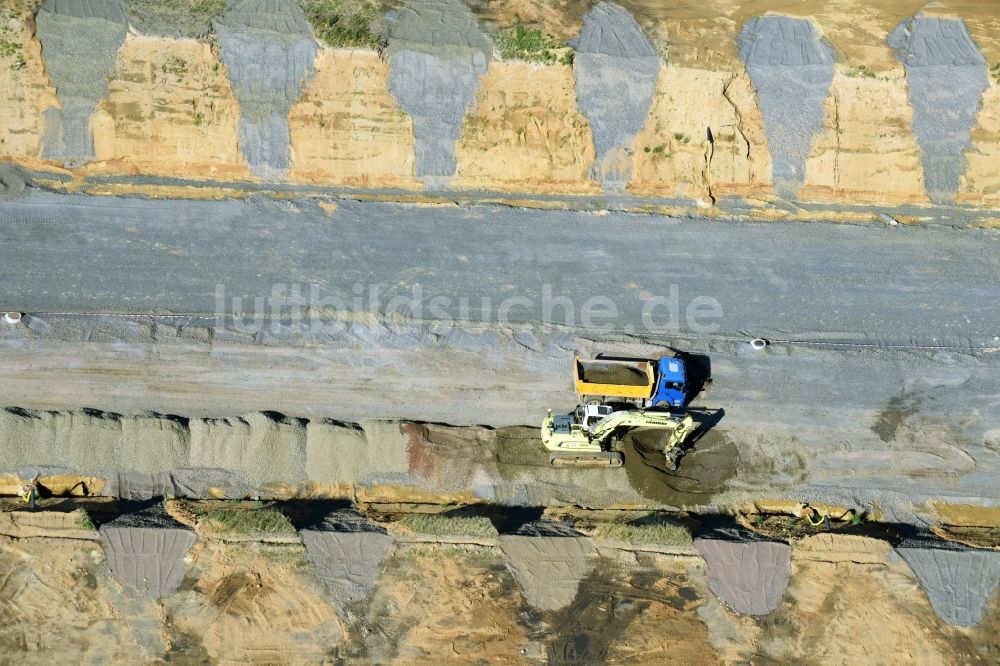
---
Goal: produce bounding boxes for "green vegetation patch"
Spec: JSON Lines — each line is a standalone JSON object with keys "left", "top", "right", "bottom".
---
{"left": 0, "top": 10, "right": 26, "bottom": 73}
{"left": 195, "top": 502, "right": 296, "bottom": 535}
{"left": 397, "top": 513, "right": 498, "bottom": 538}
{"left": 595, "top": 519, "right": 692, "bottom": 547}
{"left": 9, "top": 1, "right": 42, "bottom": 13}
{"left": 494, "top": 25, "right": 571, "bottom": 65}
{"left": 74, "top": 510, "right": 95, "bottom": 531}
{"left": 844, "top": 63, "right": 877, "bottom": 79}
{"left": 299, "top": 0, "right": 385, "bottom": 50}
{"left": 124, "top": 0, "right": 226, "bottom": 39}
{"left": 991, "top": 63, "right": 1000, "bottom": 87}
{"left": 183, "top": 0, "right": 226, "bottom": 17}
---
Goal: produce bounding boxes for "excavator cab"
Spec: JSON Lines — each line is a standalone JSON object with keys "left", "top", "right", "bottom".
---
{"left": 575, "top": 403, "right": 613, "bottom": 430}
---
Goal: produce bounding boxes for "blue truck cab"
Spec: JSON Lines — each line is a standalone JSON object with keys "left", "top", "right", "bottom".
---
{"left": 652, "top": 356, "right": 687, "bottom": 408}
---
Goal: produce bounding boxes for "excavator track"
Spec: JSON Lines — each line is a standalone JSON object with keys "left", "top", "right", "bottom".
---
{"left": 548, "top": 451, "right": 624, "bottom": 468}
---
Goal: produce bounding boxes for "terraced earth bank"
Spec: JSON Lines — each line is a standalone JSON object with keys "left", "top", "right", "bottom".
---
{"left": 2, "top": 500, "right": 1000, "bottom": 664}
{"left": 3, "top": 0, "right": 1000, "bottom": 207}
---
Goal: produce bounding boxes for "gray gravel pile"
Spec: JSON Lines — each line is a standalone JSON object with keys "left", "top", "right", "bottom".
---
{"left": 694, "top": 527, "right": 791, "bottom": 615}
{"left": 739, "top": 16, "right": 835, "bottom": 197}
{"left": 0, "top": 408, "right": 190, "bottom": 476}
{"left": 896, "top": 535, "right": 1000, "bottom": 627}
{"left": 312, "top": 507, "right": 388, "bottom": 533}
{"left": 99, "top": 504, "right": 196, "bottom": 599}
{"left": 105, "top": 468, "right": 258, "bottom": 500}
{"left": 35, "top": 0, "right": 128, "bottom": 167}
{"left": 102, "top": 500, "right": 185, "bottom": 529}
{"left": 301, "top": 523, "right": 394, "bottom": 610}
{"left": 307, "top": 419, "right": 394, "bottom": 486}
{"left": 570, "top": 2, "right": 659, "bottom": 190}
{"left": 189, "top": 412, "right": 308, "bottom": 487}
{"left": 386, "top": 0, "right": 490, "bottom": 188}
{"left": 888, "top": 17, "right": 988, "bottom": 202}
{"left": 509, "top": 519, "right": 584, "bottom": 537}
{"left": 216, "top": 0, "right": 318, "bottom": 180}
{"left": 499, "top": 533, "right": 593, "bottom": 610}
{"left": 0, "top": 162, "right": 30, "bottom": 198}
{"left": 105, "top": 472, "right": 180, "bottom": 500}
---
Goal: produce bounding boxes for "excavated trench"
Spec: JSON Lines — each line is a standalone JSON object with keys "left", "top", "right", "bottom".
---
{"left": 11, "top": 404, "right": 996, "bottom": 632}
{"left": 0, "top": 406, "right": 745, "bottom": 510}
{"left": 624, "top": 429, "right": 738, "bottom": 507}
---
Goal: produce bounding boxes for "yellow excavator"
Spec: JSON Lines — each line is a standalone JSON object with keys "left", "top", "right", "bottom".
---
{"left": 541, "top": 404, "right": 696, "bottom": 469}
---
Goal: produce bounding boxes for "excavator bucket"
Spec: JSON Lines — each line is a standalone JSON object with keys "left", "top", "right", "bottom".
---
{"left": 663, "top": 415, "right": 697, "bottom": 468}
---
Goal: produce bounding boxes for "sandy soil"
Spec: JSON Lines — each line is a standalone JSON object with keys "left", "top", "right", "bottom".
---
{"left": 454, "top": 59, "right": 598, "bottom": 194}
{"left": 3, "top": 519, "right": 999, "bottom": 664}
{"left": 353, "top": 544, "right": 531, "bottom": 663}
{"left": 801, "top": 70, "right": 926, "bottom": 204}
{"left": 165, "top": 541, "right": 344, "bottom": 663}
{"left": 0, "top": 5, "right": 58, "bottom": 165}
{"left": 90, "top": 34, "right": 249, "bottom": 180}
{"left": 289, "top": 49, "right": 419, "bottom": 189}
{"left": 628, "top": 64, "right": 771, "bottom": 200}
{"left": 756, "top": 560, "right": 968, "bottom": 664}
{"left": 959, "top": 83, "right": 1000, "bottom": 204}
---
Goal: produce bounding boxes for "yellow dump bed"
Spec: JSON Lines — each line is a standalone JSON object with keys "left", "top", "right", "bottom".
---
{"left": 573, "top": 355, "right": 656, "bottom": 400}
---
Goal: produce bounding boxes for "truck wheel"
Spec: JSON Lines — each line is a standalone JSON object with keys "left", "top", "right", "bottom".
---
{"left": 655, "top": 400, "right": 669, "bottom": 408}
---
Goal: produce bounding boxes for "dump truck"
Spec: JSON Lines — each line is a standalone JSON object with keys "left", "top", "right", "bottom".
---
{"left": 574, "top": 355, "right": 655, "bottom": 405}
{"left": 541, "top": 405, "right": 697, "bottom": 469}
{"left": 574, "top": 354, "right": 688, "bottom": 408}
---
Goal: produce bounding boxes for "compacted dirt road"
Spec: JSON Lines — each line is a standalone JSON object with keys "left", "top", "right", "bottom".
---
{"left": 1, "top": 192, "right": 998, "bottom": 346}
{"left": 1, "top": 192, "right": 999, "bottom": 515}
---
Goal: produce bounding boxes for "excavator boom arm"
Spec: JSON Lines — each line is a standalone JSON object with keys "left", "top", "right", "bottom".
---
{"left": 588, "top": 411, "right": 693, "bottom": 441}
